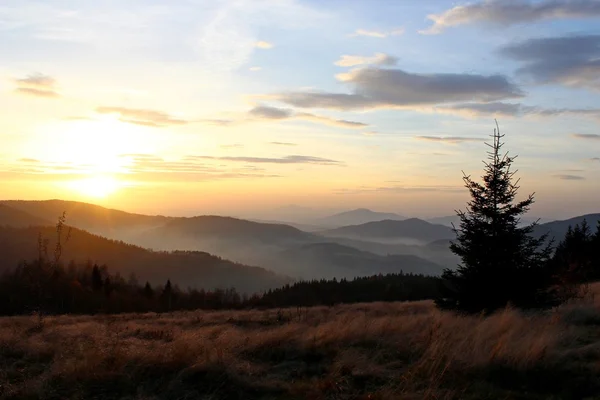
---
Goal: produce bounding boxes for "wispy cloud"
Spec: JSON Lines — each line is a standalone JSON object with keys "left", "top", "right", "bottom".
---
{"left": 254, "top": 41, "right": 273, "bottom": 49}
{"left": 62, "top": 116, "right": 94, "bottom": 121}
{"left": 591, "top": 157, "right": 600, "bottom": 162}
{"left": 334, "top": 53, "right": 397, "bottom": 67}
{"left": 421, "top": 0, "right": 600, "bottom": 34}
{"left": 349, "top": 28, "right": 404, "bottom": 38}
{"left": 270, "top": 142, "right": 298, "bottom": 146}
{"left": 500, "top": 35, "right": 600, "bottom": 91}
{"left": 554, "top": 174, "right": 585, "bottom": 181}
{"left": 188, "top": 155, "right": 343, "bottom": 166}
{"left": 428, "top": 102, "right": 600, "bottom": 120}
{"left": 249, "top": 66, "right": 262, "bottom": 71}
{"left": 415, "top": 136, "right": 483, "bottom": 144}
{"left": 95, "top": 106, "right": 188, "bottom": 128}
{"left": 14, "top": 73, "right": 60, "bottom": 98}
{"left": 294, "top": 112, "right": 367, "bottom": 128}
{"left": 335, "top": 184, "right": 462, "bottom": 194}
{"left": 220, "top": 144, "right": 244, "bottom": 149}
{"left": 203, "top": 105, "right": 368, "bottom": 129}
{"left": 572, "top": 133, "right": 600, "bottom": 140}
{"left": 195, "top": 1, "right": 326, "bottom": 71}
{"left": 275, "top": 67, "right": 523, "bottom": 111}
{"left": 435, "top": 102, "right": 533, "bottom": 118}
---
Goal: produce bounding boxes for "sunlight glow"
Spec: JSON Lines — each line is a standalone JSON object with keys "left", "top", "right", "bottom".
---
{"left": 68, "top": 175, "right": 122, "bottom": 198}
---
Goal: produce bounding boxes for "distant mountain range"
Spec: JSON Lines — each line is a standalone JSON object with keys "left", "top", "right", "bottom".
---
{"left": 315, "top": 208, "right": 406, "bottom": 228}
{"left": 0, "top": 200, "right": 447, "bottom": 284}
{"left": 1, "top": 199, "right": 597, "bottom": 289}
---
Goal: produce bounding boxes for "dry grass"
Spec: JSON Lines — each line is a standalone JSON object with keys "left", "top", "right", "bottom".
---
{"left": 2, "top": 285, "right": 600, "bottom": 399}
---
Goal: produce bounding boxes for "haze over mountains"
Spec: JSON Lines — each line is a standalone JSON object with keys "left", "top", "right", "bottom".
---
{"left": 0, "top": 200, "right": 598, "bottom": 293}
{"left": 314, "top": 208, "right": 406, "bottom": 228}
{"left": 321, "top": 218, "right": 454, "bottom": 244}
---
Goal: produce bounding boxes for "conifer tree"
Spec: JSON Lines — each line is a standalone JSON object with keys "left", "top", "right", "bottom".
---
{"left": 436, "top": 122, "right": 553, "bottom": 313}
{"left": 91, "top": 264, "right": 103, "bottom": 292}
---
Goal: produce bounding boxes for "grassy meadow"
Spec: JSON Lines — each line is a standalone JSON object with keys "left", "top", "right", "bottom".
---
{"left": 2, "top": 285, "right": 600, "bottom": 400}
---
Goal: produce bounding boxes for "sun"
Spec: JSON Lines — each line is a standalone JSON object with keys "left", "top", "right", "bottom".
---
{"left": 69, "top": 175, "right": 122, "bottom": 198}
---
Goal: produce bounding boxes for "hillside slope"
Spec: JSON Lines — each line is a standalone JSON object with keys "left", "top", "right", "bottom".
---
{"left": 0, "top": 226, "right": 290, "bottom": 293}
{"left": 270, "top": 242, "right": 444, "bottom": 279}
{"left": 0, "top": 200, "right": 172, "bottom": 240}
{"left": 0, "top": 204, "right": 52, "bottom": 227}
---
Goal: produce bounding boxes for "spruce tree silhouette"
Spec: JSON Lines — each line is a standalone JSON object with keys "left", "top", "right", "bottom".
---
{"left": 436, "top": 122, "right": 553, "bottom": 313}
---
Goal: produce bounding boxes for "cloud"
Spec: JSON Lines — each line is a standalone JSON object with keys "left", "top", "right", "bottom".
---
{"left": 435, "top": 102, "right": 534, "bottom": 117}
{"left": 421, "top": 0, "right": 600, "bottom": 34}
{"left": 249, "top": 105, "right": 293, "bottom": 119}
{"left": 62, "top": 116, "right": 94, "bottom": 121}
{"left": 198, "top": 119, "right": 236, "bottom": 127}
{"left": 572, "top": 133, "right": 600, "bottom": 140}
{"left": 254, "top": 41, "right": 273, "bottom": 49}
{"left": 95, "top": 106, "right": 188, "bottom": 127}
{"left": 335, "top": 184, "right": 462, "bottom": 194}
{"left": 500, "top": 35, "right": 600, "bottom": 90}
{"left": 270, "top": 142, "right": 297, "bottom": 146}
{"left": 249, "top": 66, "right": 262, "bottom": 71}
{"left": 189, "top": 155, "right": 343, "bottom": 165}
{"left": 405, "top": 101, "right": 600, "bottom": 120}
{"left": 275, "top": 67, "right": 523, "bottom": 110}
{"left": 334, "top": 53, "right": 397, "bottom": 67}
{"left": 195, "top": 1, "right": 326, "bottom": 71}
{"left": 18, "top": 158, "right": 40, "bottom": 163}
{"left": 115, "top": 154, "right": 280, "bottom": 181}
{"left": 294, "top": 112, "right": 367, "bottom": 128}
{"left": 554, "top": 174, "right": 585, "bottom": 181}
{"left": 213, "top": 105, "right": 368, "bottom": 129}
{"left": 14, "top": 73, "right": 60, "bottom": 98}
{"left": 591, "top": 157, "right": 600, "bottom": 162}
{"left": 415, "top": 136, "right": 483, "bottom": 144}
{"left": 349, "top": 28, "right": 404, "bottom": 38}
{"left": 220, "top": 144, "right": 244, "bottom": 149}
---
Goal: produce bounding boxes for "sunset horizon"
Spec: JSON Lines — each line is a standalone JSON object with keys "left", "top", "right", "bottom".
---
{"left": 2, "top": 0, "right": 599, "bottom": 221}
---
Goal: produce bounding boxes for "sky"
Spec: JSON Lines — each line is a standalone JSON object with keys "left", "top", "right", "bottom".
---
{"left": 1, "top": 0, "right": 599, "bottom": 220}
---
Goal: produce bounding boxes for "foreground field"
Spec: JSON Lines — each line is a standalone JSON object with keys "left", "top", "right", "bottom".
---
{"left": 2, "top": 289, "right": 600, "bottom": 400}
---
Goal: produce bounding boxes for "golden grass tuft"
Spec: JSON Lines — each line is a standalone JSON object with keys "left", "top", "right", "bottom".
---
{"left": 1, "top": 285, "right": 600, "bottom": 399}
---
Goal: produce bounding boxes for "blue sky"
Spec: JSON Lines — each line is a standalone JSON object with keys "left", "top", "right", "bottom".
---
{"left": 0, "top": 0, "right": 599, "bottom": 219}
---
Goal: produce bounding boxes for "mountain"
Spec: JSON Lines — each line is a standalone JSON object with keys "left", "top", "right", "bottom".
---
{"left": 427, "top": 215, "right": 460, "bottom": 227}
{"left": 0, "top": 200, "right": 172, "bottom": 240}
{"left": 272, "top": 242, "right": 444, "bottom": 280}
{"left": 0, "top": 225, "right": 289, "bottom": 293}
{"left": 137, "top": 216, "right": 315, "bottom": 248}
{"left": 321, "top": 218, "right": 454, "bottom": 244}
{"left": 248, "top": 219, "right": 326, "bottom": 232}
{"left": 534, "top": 214, "right": 600, "bottom": 241}
{"left": 131, "top": 216, "right": 319, "bottom": 268}
{"left": 315, "top": 208, "right": 405, "bottom": 228}
{"left": 0, "top": 199, "right": 457, "bottom": 280}
{"left": 0, "top": 204, "right": 52, "bottom": 228}
{"left": 132, "top": 216, "right": 445, "bottom": 279}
